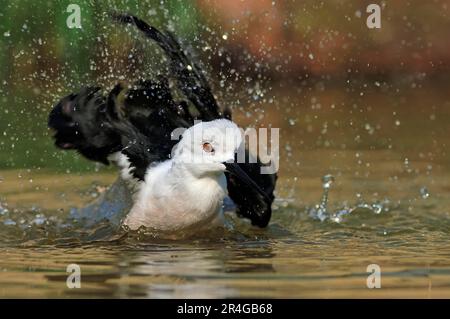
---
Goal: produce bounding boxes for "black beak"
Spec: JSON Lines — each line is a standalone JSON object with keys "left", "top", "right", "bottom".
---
{"left": 223, "top": 162, "right": 271, "bottom": 202}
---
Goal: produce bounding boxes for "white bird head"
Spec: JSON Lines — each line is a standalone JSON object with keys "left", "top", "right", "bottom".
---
{"left": 172, "top": 119, "right": 243, "bottom": 174}
{"left": 172, "top": 119, "right": 270, "bottom": 201}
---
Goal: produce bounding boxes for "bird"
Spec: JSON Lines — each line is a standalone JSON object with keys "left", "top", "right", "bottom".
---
{"left": 48, "top": 13, "right": 277, "bottom": 236}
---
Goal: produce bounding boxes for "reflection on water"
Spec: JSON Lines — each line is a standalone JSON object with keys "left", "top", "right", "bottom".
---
{"left": 0, "top": 86, "right": 450, "bottom": 298}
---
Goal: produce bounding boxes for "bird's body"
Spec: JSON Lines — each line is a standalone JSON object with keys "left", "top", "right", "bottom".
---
{"left": 124, "top": 159, "right": 227, "bottom": 232}
{"left": 116, "top": 119, "right": 243, "bottom": 233}
{"left": 49, "top": 13, "right": 277, "bottom": 236}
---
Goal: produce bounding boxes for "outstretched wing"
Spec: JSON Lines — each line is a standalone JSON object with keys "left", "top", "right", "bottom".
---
{"left": 112, "top": 12, "right": 229, "bottom": 121}
{"left": 48, "top": 79, "right": 193, "bottom": 180}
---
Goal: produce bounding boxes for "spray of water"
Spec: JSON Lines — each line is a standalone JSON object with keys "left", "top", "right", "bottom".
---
{"left": 309, "top": 174, "right": 392, "bottom": 223}
{"left": 308, "top": 174, "right": 335, "bottom": 221}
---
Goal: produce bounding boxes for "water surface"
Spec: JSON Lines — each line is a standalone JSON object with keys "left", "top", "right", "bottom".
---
{"left": 1, "top": 86, "right": 450, "bottom": 298}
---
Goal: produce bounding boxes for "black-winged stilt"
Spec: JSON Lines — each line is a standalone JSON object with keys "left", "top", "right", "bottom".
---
{"left": 48, "top": 13, "right": 277, "bottom": 235}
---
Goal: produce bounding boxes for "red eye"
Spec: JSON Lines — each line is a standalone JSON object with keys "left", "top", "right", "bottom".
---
{"left": 202, "top": 142, "right": 214, "bottom": 153}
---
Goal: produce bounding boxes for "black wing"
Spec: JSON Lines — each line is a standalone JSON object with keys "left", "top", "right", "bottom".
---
{"left": 226, "top": 157, "right": 277, "bottom": 227}
{"left": 48, "top": 79, "right": 193, "bottom": 180}
{"left": 111, "top": 12, "right": 227, "bottom": 121}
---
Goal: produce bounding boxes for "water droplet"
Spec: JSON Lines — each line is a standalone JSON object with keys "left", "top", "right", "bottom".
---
{"left": 371, "top": 203, "right": 383, "bottom": 214}
{"left": 32, "top": 214, "right": 46, "bottom": 226}
{"left": 3, "top": 31, "right": 10, "bottom": 37}
{"left": 420, "top": 187, "right": 430, "bottom": 199}
{"left": 3, "top": 219, "right": 16, "bottom": 226}
{"left": 309, "top": 175, "right": 336, "bottom": 222}
{"left": 222, "top": 33, "right": 228, "bottom": 40}
{"left": 332, "top": 215, "right": 342, "bottom": 223}
{"left": 0, "top": 203, "right": 7, "bottom": 215}
{"left": 322, "top": 174, "right": 335, "bottom": 189}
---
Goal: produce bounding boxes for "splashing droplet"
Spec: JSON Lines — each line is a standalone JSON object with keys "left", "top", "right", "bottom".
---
{"left": 322, "top": 174, "right": 335, "bottom": 189}
{"left": 310, "top": 175, "right": 335, "bottom": 221}
{"left": 0, "top": 203, "right": 7, "bottom": 216}
{"left": 420, "top": 187, "right": 430, "bottom": 199}
{"left": 371, "top": 203, "right": 383, "bottom": 214}
{"left": 3, "top": 219, "right": 16, "bottom": 226}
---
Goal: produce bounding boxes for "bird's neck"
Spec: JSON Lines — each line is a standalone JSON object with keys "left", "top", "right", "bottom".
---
{"left": 170, "top": 161, "right": 228, "bottom": 211}
{"left": 171, "top": 161, "right": 226, "bottom": 188}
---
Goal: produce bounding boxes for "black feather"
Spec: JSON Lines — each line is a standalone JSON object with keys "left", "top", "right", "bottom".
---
{"left": 225, "top": 155, "right": 277, "bottom": 227}
{"left": 111, "top": 12, "right": 225, "bottom": 120}
{"left": 48, "top": 87, "right": 122, "bottom": 165}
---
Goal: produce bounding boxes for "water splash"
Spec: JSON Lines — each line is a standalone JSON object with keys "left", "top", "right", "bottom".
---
{"left": 309, "top": 174, "right": 334, "bottom": 221}
{"left": 0, "top": 202, "right": 7, "bottom": 216}
{"left": 309, "top": 175, "right": 390, "bottom": 223}
{"left": 420, "top": 187, "right": 430, "bottom": 199}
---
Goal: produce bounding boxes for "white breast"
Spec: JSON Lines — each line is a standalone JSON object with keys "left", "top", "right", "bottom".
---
{"left": 123, "top": 160, "right": 227, "bottom": 233}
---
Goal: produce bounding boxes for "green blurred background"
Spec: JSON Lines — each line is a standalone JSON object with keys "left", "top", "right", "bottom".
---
{"left": 0, "top": 0, "right": 449, "bottom": 173}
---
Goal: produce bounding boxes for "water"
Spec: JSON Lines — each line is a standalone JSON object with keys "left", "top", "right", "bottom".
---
{"left": 1, "top": 85, "right": 449, "bottom": 298}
